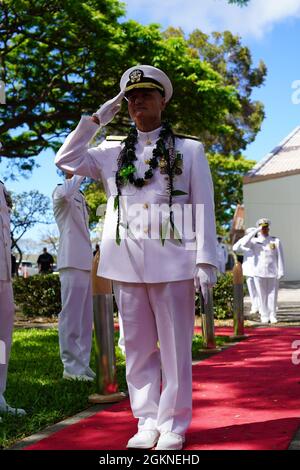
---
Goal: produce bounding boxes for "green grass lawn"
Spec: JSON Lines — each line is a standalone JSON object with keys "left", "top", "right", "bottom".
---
{"left": 0, "top": 328, "right": 126, "bottom": 449}
{"left": 0, "top": 328, "right": 231, "bottom": 449}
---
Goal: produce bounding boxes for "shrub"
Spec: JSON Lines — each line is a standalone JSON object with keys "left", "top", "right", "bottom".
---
{"left": 213, "top": 272, "right": 234, "bottom": 319}
{"left": 13, "top": 274, "right": 61, "bottom": 317}
{"left": 195, "top": 272, "right": 234, "bottom": 319}
{"left": 13, "top": 271, "right": 235, "bottom": 319}
{"left": 214, "top": 272, "right": 233, "bottom": 319}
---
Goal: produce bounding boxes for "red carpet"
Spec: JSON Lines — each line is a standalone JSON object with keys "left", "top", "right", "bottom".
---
{"left": 25, "top": 327, "right": 300, "bottom": 450}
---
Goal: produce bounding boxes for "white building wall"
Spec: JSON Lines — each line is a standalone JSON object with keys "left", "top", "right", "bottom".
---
{"left": 243, "top": 174, "right": 300, "bottom": 281}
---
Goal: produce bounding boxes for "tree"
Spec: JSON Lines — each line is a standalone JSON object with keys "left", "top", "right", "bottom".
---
{"left": 161, "top": 27, "right": 266, "bottom": 155}
{"left": 83, "top": 179, "right": 107, "bottom": 228}
{"left": 0, "top": 0, "right": 257, "bottom": 176}
{"left": 1, "top": 0, "right": 262, "bottom": 230}
{"left": 208, "top": 153, "right": 254, "bottom": 232}
{"left": 40, "top": 227, "right": 60, "bottom": 255}
{"left": 10, "top": 190, "right": 52, "bottom": 264}
{"left": 0, "top": 0, "right": 126, "bottom": 175}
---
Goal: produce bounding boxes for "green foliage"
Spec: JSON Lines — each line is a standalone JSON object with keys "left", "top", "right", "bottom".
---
{"left": 192, "top": 334, "right": 232, "bottom": 358}
{"left": 0, "top": 0, "right": 126, "bottom": 175}
{"left": 208, "top": 153, "right": 255, "bottom": 230}
{"left": 213, "top": 272, "right": 234, "bottom": 319}
{"left": 13, "top": 274, "right": 61, "bottom": 317}
{"left": 83, "top": 180, "right": 107, "bottom": 227}
{"left": 0, "top": 0, "right": 264, "bottom": 177}
{"left": 187, "top": 29, "right": 266, "bottom": 154}
{"left": 194, "top": 272, "right": 234, "bottom": 319}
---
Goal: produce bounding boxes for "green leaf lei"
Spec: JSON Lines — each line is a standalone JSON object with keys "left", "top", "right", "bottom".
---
{"left": 114, "top": 121, "right": 185, "bottom": 245}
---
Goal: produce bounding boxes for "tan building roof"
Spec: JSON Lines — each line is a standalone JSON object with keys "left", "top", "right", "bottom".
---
{"left": 244, "top": 126, "right": 300, "bottom": 184}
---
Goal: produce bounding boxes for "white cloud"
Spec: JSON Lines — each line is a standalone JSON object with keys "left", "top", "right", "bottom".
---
{"left": 124, "top": 0, "right": 300, "bottom": 39}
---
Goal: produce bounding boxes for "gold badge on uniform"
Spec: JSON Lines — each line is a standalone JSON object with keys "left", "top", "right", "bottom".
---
{"left": 269, "top": 242, "right": 276, "bottom": 250}
{"left": 129, "top": 69, "right": 143, "bottom": 83}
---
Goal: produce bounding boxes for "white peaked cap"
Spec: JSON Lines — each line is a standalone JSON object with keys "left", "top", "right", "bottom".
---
{"left": 120, "top": 65, "right": 173, "bottom": 102}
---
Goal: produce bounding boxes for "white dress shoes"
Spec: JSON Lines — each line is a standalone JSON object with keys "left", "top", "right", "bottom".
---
{"left": 0, "top": 403, "right": 27, "bottom": 416}
{"left": 85, "top": 367, "right": 96, "bottom": 379}
{"left": 63, "top": 371, "right": 94, "bottom": 382}
{"left": 155, "top": 431, "right": 185, "bottom": 450}
{"left": 0, "top": 395, "right": 26, "bottom": 417}
{"left": 270, "top": 315, "right": 278, "bottom": 324}
{"left": 126, "top": 430, "right": 160, "bottom": 449}
{"left": 260, "top": 316, "right": 269, "bottom": 323}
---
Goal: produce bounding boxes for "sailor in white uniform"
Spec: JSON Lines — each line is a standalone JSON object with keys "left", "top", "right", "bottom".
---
{"left": 53, "top": 174, "right": 95, "bottom": 381}
{"left": 55, "top": 65, "right": 218, "bottom": 450}
{"left": 236, "top": 218, "right": 284, "bottom": 323}
{"left": 216, "top": 235, "right": 228, "bottom": 274}
{"left": 0, "top": 181, "right": 26, "bottom": 416}
{"left": 232, "top": 227, "right": 259, "bottom": 314}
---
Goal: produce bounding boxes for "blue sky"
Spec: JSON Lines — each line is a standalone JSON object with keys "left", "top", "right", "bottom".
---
{"left": 1, "top": 0, "right": 300, "bottom": 242}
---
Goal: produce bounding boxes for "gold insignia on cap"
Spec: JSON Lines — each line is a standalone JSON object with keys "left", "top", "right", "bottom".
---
{"left": 129, "top": 69, "right": 144, "bottom": 83}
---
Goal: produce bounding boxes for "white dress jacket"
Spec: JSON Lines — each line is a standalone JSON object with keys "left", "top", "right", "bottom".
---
{"left": 232, "top": 238, "right": 256, "bottom": 277}
{"left": 238, "top": 231, "right": 285, "bottom": 279}
{"left": 55, "top": 117, "right": 218, "bottom": 283}
{"left": 53, "top": 175, "right": 93, "bottom": 271}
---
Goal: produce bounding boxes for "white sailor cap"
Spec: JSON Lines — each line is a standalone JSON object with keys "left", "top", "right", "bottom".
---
{"left": 256, "top": 218, "right": 271, "bottom": 228}
{"left": 120, "top": 65, "right": 173, "bottom": 102}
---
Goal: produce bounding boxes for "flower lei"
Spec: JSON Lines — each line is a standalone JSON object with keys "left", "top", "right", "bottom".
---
{"left": 114, "top": 121, "right": 185, "bottom": 245}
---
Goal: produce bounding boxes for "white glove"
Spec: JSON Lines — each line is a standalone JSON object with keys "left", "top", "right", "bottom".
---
{"left": 194, "top": 264, "right": 217, "bottom": 304}
{"left": 93, "top": 90, "right": 124, "bottom": 126}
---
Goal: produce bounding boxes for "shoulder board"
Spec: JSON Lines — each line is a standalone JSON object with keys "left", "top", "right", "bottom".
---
{"left": 106, "top": 134, "right": 201, "bottom": 142}
{"left": 0, "top": 180, "right": 3, "bottom": 184}
{"left": 57, "top": 183, "right": 63, "bottom": 186}
{"left": 174, "top": 133, "right": 200, "bottom": 142}
{"left": 106, "top": 135, "right": 126, "bottom": 142}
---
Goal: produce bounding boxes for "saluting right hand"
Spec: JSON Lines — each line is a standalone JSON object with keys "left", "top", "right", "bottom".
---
{"left": 93, "top": 90, "right": 124, "bottom": 126}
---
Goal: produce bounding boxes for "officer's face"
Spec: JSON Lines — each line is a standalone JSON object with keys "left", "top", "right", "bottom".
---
{"left": 261, "top": 225, "right": 269, "bottom": 236}
{"left": 127, "top": 89, "right": 166, "bottom": 128}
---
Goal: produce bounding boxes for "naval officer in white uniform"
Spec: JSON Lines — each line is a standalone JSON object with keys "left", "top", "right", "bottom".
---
{"left": 55, "top": 65, "right": 218, "bottom": 450}
{"left": 0, "top": 181, "right": 26, "bottom": 417}
{"left": 232, "top": 227, "right": 260, "bottom": 314}
{"left": 236, "top": 218, "right": 284, "bottom": 323}
{"left": 216, "top": 235, "right": 228, "bottom": 274}
{"left": 53, "top": 174, "right": 94, "bottom": 381}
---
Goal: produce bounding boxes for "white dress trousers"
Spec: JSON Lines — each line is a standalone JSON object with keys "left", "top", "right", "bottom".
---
{"left": 254, "top": 277, "right": 279, "bottom": 321}
{"left": 58, "top": 268, "right": 93, "bottom": 375}
{"left": 117, "top": 313, "right": 125, "bottom": 355}
{"left": 246, "top": 276, "right": 259, "bottom": 312}
{"left": 216, "top": 242, "right": 228, "bottom": 274}
{"left": 53, "top": 176, "right": 93, "bottom": 375}
{"left": 0, "top": 281, "right": 14, "bottom": 396}
{"left": 232, "top": 239, "right": 259, "bottom": 313}
{"left": 113, "top": 279, "right": 195, "bottom": 435}
{"left": 0, "top": 182, "right": 14, "bottom": 396}
{"left": 233, "top": 231, "right": 284, "bottom": 321}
